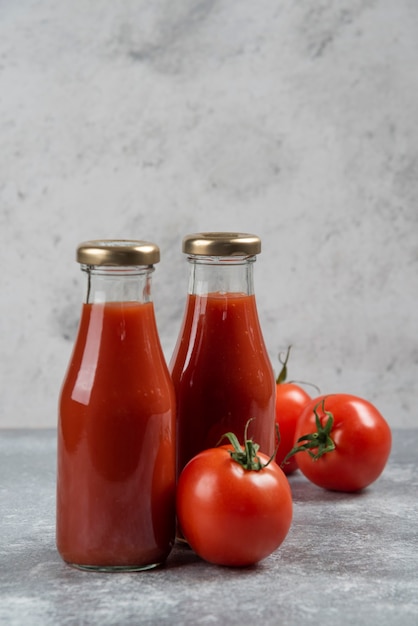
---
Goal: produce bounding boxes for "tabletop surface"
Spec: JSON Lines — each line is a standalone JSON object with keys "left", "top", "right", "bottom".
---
{"left": 0, "top": 428, "right": 417, "bottom": 626}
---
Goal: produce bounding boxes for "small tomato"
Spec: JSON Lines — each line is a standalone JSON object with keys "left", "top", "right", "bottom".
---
{"left": 276, "top": 383, "right": 311, "bottom": 474}
{"left": 176, "top": 425, "right": 293, "bottom": 567}
{"left": 275, "top": 347, "right": 312, "bottom": 474}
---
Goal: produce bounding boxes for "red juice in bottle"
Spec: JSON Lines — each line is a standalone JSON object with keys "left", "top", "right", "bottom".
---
{"left": 57, "top": 240, "right": 176, "bottom": 571}
{"left": 170, "top": 233, "right": 276, "bottom": 483}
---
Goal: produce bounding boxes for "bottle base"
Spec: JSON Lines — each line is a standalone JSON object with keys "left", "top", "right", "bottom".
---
{"left": 66, "top": 561, "right": 162, "bottom": 573}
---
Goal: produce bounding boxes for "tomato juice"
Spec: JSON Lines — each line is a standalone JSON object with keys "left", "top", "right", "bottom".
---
{"left": 57, "top": 301, "right": 176, "bottom": 570}
{"left": 170, "top": 292, "right": 276, "bottom": 479}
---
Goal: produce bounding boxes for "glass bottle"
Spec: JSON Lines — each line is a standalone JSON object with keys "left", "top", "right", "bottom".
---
{"left": 170, "top": 232, "right": 276, "bottom": 483}
{"left": 56, "top": 240, "right": 176, "bottom": 571}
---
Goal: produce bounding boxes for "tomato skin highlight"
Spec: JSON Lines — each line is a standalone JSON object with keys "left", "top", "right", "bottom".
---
{"left": 275, "top": 383, "right": 311, "bottom": 475}
{"left": 176, "top": 445, "right": 293, "bottom": 567}
{"left": 294, "top": 394, "right": 392, "bottom": 492}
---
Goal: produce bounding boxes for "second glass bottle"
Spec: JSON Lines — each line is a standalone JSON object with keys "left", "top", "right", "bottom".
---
{"left": 170, "top": 232, "right": 276, "bottom": 484}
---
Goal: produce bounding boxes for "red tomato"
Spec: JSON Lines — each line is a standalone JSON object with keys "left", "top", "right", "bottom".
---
{"left": 274, "top": 346, "right": 312, "bottom": 474}
{"left": 291, "top": 394, "right": 392, "bottom": 492}
{"left": 276, "top": 383, "right": 311, "bottom": 474}
{"left": 176, "top": 444, "right": 293, "bottom": 567}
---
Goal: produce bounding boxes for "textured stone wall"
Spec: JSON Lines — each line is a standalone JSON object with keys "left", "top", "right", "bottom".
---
{"left": 1, "top": 0, "right": 417, "bottom": 427}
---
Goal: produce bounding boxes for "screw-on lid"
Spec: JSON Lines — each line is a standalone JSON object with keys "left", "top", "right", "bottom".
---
{"left": 182, "top": 232, "right": 261, "bottom": 256}
{"left": 77, "top": 240, "right": 160, "bottom": 265}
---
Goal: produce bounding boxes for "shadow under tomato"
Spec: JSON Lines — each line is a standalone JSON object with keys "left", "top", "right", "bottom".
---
{"left": 287, "top": 472, "right": 370, "bottom": 504}
{"left": 163, "top": 543, "right": 263, "bottom": 573}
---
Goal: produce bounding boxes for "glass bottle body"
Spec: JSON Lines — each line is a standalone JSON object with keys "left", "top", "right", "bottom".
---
{"left": 170, "top": 255, "right": 276, "bottom": 481}
{"left": 57, "top": 264, "right": 176, "bottom": 571}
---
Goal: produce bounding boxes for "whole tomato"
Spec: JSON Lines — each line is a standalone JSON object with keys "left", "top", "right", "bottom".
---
{"left": 176, "top": 425, "right": 293, "bottom": 567}
{"left": 289, "top": 394, "right": 392, "bottom": 492}
{"left": 276, "top": 383, "right": 311, "bottom": 474}
{"left": 275, "top": 347, "right": 312, "bottom": 474}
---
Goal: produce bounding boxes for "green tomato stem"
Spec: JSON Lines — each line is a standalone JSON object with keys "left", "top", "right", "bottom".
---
{"left": 221, "top": 419, "right": 280, "bottom": 472}
{"left": 282, "top": 398, "right": 335, "bottom": 466}
{"left": 276, "top": 346, "right": 320, "bottom": 393}
{"left": 276, "top": 345, "right": 292, "bottom": 384}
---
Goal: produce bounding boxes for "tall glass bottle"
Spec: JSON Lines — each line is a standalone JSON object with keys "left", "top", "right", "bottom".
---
{"left": 170, "top": 232, "right": 276, "bottom": 483}
{"left": 57, "top": 240, "right": 176, "bottom": 571}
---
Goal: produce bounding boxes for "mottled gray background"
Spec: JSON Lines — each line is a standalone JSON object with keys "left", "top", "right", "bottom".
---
{"left": 1, "top": 0, "right": 417, "bottom": 428}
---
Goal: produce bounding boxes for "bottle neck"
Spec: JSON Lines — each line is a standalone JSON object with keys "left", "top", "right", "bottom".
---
{"left": 81, "top": 265, "right": 155, "bottom": 304}
{"left": 186, "top": 255, "right": 255, "bottom": 296}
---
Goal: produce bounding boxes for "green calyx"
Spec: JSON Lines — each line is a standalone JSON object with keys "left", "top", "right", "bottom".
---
{"left": 283, "top": 398, "right": 335, "bottom": 464}
{"left": 276, "top": 345, "right": 292, "bottom": 384}
{"left": 276, "top": 345, "right": 321, "bottom": 393}
{"left": 221, "top": 419, "right": 278, "bottom": 471}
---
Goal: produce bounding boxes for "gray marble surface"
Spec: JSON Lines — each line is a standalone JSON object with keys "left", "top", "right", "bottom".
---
{"left": 1, "top": 0, "right": 417, "bottom": 429}
{"left": 0, "top": 429, "right": 417, "bottom": 626}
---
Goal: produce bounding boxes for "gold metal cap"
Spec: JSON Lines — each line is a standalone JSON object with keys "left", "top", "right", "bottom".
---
{"left": 76, "top": 240, "right": 160, "bottom": 266}
{"left": 182, "top": 232, "right": 261, "bottom": 256}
